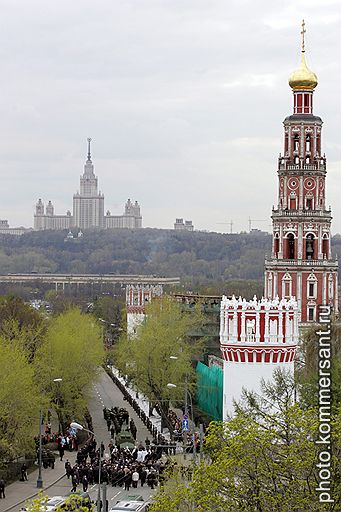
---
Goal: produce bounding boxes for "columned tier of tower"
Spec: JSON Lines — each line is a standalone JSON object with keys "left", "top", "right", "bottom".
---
{"left": 271, "top": 210, "right": 333, "bottom": 261}
{"left": 279, "top": 114, "right": 324, "bottom": 174}
{"left": 272, "top": 208, "right": 331, "bottom": 219}
{"left": 220, "top": 295, "right": 298, "bottom": 419}
{"left": 265, "top": 258, "right": 338, "bottom": 269}
{"left": 220, "top": 295, "right": 299, "bottom": 348}
{"left": 126, "top": 283, "right": 163, "bottom": 337}
{"left": 264, "top": 263, "right": 338, "bottom": 323}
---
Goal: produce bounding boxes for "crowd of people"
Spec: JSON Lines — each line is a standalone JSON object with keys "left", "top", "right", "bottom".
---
{"left": 9, "top": 369, "right": 190, "bottom": 502}
{"left": 110, "top": 371, "right": 201, "bottom": 452}
{"left": 64, "top": 407, "right": 170, "bottom": 494}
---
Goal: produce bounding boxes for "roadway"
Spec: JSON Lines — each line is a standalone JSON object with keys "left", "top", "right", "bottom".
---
{"left": 5, "top": 370, "right": 156, "bottom": 512}
{"left": 47, "top": 370, "right": 156, "bottom": 506}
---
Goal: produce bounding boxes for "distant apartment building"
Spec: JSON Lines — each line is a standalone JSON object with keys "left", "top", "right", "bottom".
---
{"left": 0, "top": 219, "right": 30, "bottom": 236}
{"left": 174, "top": 218, "right": 194, "bottom": 231}
{"left": 34, "top": 139, "right": 142, "bottom": 231}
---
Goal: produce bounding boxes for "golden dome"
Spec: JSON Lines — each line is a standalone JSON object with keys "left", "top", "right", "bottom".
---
{"left": 288, "top": 51, "right": 318, "bottom": 91}
{"left": 288, "top": 20, "right": 318, "bottom": 91}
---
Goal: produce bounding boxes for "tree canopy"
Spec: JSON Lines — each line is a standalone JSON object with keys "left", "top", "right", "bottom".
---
{"left": 150, "top": 370, "right": 341, "bottom": 511}
{"left": 114, "top": 297, "right": 205, "bottom": 432}
{"left": 298, "top": 322, "right": 341, "bottom": 411}
{"left": 0, "top": 228, "right": 273, "bottom": 288}
{"left": 0, "top": 339, "right": 41, "bottom": 462}
{"left": 34, "top": 308, "right": 105, "bottom": 429}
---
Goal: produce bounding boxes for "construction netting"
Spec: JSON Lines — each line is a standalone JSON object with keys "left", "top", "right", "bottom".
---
{"left": 196, "top": 362, "right": 223, "bottom": 421}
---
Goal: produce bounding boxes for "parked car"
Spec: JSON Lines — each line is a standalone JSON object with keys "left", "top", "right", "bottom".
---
{"left": 109, "top": 499, "right": 149, "bottom": 512}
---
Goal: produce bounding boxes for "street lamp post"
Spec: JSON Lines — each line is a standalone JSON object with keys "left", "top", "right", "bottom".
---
{"left": 53, "top": 378, "right": 63, "bottom": 433}
{"left": 70, "top": 422, "right": 103, "bottom": 512}
{"left": 36, "top": 408, "right": 43, "bottom": 488}
{"left": 167, "top": 383, "right": 197, "bottom": 463}
{"left": 37, "top": 377, "right": 63, "bottom": 489}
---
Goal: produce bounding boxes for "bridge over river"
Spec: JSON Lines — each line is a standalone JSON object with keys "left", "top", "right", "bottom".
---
{"left": 0, "top": 273, "right": 180, "bottom": 291}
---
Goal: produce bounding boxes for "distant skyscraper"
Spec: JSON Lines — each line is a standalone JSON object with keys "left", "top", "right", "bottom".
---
{"left": 73, "top": 138, "right": 105, "bottom": 229}
{"left": 34, "top": 139, "right": 142, "bottom": 231}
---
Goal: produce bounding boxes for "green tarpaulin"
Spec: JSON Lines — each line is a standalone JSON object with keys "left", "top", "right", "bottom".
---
{"left": 196, "top": 361, "right": 223, "bottom": 421}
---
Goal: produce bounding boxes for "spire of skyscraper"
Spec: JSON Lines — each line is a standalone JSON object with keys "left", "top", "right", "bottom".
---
{"left": 87, "top": 137, "right": 92, "bottom": 162}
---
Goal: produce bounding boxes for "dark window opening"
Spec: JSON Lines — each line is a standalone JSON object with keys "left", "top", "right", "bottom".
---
{"left": 308, "top": 282, "right": 315, "bottom": 298}
{"left": 288, "top": 234, "right": 295, "bottom": 260}
{"left": 306, "top": 234, "right": 315, "bottom": 260}
{"left": 316, "top": 136, "right": 321, "bottom": 155}
{"left": 306, "top": 198, "right": 313, "bottom": 210}
{"left": 308, "top": 307, "right": 315, "bottom": 321}
{"left": 274, "top": 238, "right": 279, "bottom": 256}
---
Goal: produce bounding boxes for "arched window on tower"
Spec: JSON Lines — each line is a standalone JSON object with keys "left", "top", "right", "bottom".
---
{"left": 322, "top": 234, "right": 329, "bottom": 259}
{"left": 307, "top": 272, "right": 317, "bottom": 299}
{"left": 306, "top": 135, "right": 311, "bottom": 153}
{"left": 282, "top": 272, "right": 292, "bottom": 299}
{"left": 294, "top": 135, "right": 299, "bottom": 152}
{"left": 289, "top": 192, "right": 297, "bottom": 210}
{"left": 274, "top": 234, "right": 280, "bottom": 257}
{"left": 328, "top": 274, "right": 334, "bottom": 300}
{"left": 267, "top": 272, "right": 273, "bottom": 299}
{"left": 305, "top": 193, "right": 313, "bottom": 210}
{"left": 305, "top": 234, "right": 315, "bottom": 260}
{"left": 316, "top": 135, "right": 321, "bottom": 155}
{"left": 287, "top": 233, "right": 295, "bottom": 260}
{"left": 294, "top": 156, "right": 299, "bottom": 165}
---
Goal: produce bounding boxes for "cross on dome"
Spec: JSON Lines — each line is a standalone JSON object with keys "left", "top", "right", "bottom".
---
{"left": 301, "top": 19, "right": 306, "bottom": 53}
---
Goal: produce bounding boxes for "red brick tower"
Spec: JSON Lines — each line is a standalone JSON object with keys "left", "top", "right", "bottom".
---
{"left": 265, "top": 21, "right": 338, "bottom": 323}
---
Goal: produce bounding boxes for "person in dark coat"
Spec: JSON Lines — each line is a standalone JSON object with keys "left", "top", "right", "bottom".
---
{"left": 82, "top": 475, "right": 88, "bottom": 492}
{"left": 58, "top": 444, "right": 65, "bottom": 462}
{"left": 124, "top": 471, "right": 132, "bottom": 491}
{"left": 21, "top": 463, "right": 28, "bottom": 481}
{"left": 71, "top": 473, "right": 78, "bottom": 493}
{"left": 147, "top": 470, "right": 157, "bottom": 490}
{"left": 140, "top": 468, "right": 147, "bottom": 487}
{"left": 0, "top": 479, "right": 5, "bottom": 498}
{"left": 65, "top": 460, "right": 71, "bottom": 478}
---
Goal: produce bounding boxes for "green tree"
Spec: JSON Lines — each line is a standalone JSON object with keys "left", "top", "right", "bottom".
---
{"left": 34, "top": 308, "right": 104, "bottom": 429}
{"left": 150, "top": 370, "right": 341, "bottom": 511}
{"left": 0, "top": 296, "right": 46, "bottom": 361}
{"left": 114, "top": 297, "right": 204, "bottom": 433}
{"left": 297, "top": 322, "right": 341, "bottom": 410}
{"left": 92, "top": 295, "right": 126, "bottom": 348}
{"left": 0, "top": 339, "right": 42, "bottom": 463}
{"left": 24, "top": 493, "right": 94, "bottom": 512}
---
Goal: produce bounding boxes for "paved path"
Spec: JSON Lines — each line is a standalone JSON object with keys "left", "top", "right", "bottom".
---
{"left": 90, "top": 369, "right": 153, "bottom": 449}
{"left": 0, "top": 450, "right": 77, "bottom": 512}
{"left": 0, "top": 368, "right": 156, "bottom": 512}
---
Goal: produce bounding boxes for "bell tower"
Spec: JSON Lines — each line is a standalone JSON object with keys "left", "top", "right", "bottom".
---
{"left": 265, "top": 21, "right": 338, "bottom": 323}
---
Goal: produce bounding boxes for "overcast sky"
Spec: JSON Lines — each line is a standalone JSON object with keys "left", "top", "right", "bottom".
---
{"left": 1, "top": 0, "right": 340, "bottom": 233}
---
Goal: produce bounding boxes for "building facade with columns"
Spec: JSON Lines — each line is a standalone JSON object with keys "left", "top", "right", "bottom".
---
{"left": 34, "top": 139, "right": 142, "bottom": 231}
{"left": 264, "top": 24, "right": 338, "bottom": 323}
{"left": 220, "top": 296, "right": 298, "bottom": 418}
{"left": 126, "top": 283, "right": 163, "bottom": 337}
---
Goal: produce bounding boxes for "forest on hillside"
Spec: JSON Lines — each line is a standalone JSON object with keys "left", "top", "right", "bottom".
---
{"left": 0, "top": 228, "right": 340, "bottom": 293}
{"left": 0, "top": 228, "right": 269, "bottom": 280}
